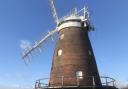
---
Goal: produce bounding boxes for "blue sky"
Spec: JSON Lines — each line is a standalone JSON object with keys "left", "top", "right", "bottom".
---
{"left": 0, "top": 0, "right": 128, "bottom": 89}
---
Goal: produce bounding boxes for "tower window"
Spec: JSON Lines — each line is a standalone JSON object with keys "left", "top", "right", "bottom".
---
{"left": 76, "top": 71, "right": 83, "bottom": 79}
{"left": 89, "top": 50, "right": 91, "bottom": 55}
{"left": 60, "top": 34, "right": 64, "bottom": 40}
{"left": 58, "top": 49, "right": 62, "bottom": 56}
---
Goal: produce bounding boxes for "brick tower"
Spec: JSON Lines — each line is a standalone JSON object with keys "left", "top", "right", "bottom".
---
{"left": 49, "top": 16, "right": 101, "bottom": 87}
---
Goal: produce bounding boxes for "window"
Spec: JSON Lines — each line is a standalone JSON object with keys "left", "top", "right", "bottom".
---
{"left": 58, "top": 49, "right": 62, "bottom": 56}
{"left": 89, "top": 50, "right": 91, "bottom": 55}
{"left": 76, "top": 71, "right": 83, "bottom": 79}
{"left": 60, "top": 34, "right": 64, "bottom": 40}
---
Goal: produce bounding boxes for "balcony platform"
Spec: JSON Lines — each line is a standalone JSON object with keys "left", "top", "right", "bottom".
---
{"left": 37, "top": 86, "right": 118, "bottom": 89}
{"left": 35, "top": 76, "right": 118, "bottom": 89}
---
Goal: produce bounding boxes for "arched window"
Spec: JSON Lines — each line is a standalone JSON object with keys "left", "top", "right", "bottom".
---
{"left": 60, "top": 34, "right": 64, "bottom": 40}
{"left": 58, "top": 49, "right": 62, "bottom": 56}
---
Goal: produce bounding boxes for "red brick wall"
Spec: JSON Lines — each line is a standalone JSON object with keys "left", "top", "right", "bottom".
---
{"left": 49, "top": 27, "right": 101, "bottom": 86}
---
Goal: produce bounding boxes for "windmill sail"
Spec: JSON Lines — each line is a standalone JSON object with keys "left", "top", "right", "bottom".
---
{"left": 22, "top": 28, "right": 58, "bottom": 59}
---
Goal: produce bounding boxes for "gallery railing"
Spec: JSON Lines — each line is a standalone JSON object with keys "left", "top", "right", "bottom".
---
{"left": 35, "top": 76, "right": 116, "bottom": 89}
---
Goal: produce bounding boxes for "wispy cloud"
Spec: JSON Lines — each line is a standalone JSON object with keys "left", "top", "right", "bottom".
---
{"left": 20, "top": 40, "right": 31, "bottom": 50}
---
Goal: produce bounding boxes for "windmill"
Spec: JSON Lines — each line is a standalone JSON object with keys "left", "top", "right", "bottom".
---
{"left": 21, "top": 0, "right": 118, "bottom": 89}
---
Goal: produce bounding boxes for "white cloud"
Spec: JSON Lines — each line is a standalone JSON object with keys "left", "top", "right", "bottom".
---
{"left": 0, "top": 85, "right": 32, "bottom": 89}
{"left": 115, "top": 80, "right": 128, "bottom": 88}
{"left": 20, "top": 40, "right": 31, "bottom": 50}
